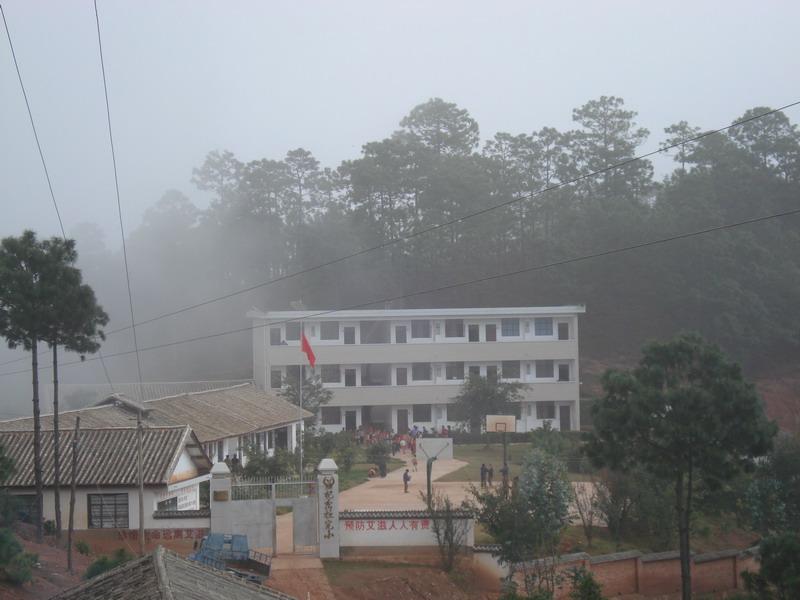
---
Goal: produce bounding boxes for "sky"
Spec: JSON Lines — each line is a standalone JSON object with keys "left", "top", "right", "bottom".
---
{"left": 2, "top": 0, "right": 799, "bottom": 242}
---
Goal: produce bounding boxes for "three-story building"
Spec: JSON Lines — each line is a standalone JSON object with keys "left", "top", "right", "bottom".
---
{"left": 249, "top": 306, "right": 585, "bottom": 434}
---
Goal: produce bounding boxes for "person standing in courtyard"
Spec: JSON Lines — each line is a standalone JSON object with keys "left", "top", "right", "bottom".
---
{"left": 403, "top": 469, "right": 411, "bottom": 493}
{"left": 487, "top": 464, "right": 494, "bottom": 487}
{"left": 480, "top": 463, "right": 487, "bottom": 488}
{"left": 412, "top": 454, "right": 418, "bottom": 472}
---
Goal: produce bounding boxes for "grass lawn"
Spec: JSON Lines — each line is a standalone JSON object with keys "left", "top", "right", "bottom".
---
{"left": 437, "top": 443, "right": 591, "bottom": 483}
{"left": 437, "top": 442, "right": 529, "bottom": 482}
{"left": 338, "top": 456, "right": 405, "bottom": 491}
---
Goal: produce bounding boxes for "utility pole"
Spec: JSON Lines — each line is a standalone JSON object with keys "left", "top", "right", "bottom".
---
{"left": 67, "top": 416, "right": 80, "bottom": 573}
{"left": 137, "top": 413, "right": 145, "bottom": 556}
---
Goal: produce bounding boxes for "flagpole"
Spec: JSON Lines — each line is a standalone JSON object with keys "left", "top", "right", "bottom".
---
{"left": 299, "top": 321, "right": 304, "bottom": 478}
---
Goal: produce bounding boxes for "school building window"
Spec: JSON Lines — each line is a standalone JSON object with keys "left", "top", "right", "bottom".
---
{"left": 269, "top": 328, "right": 282, "bottom": 346}
{"left": 285, "top": 322, "right": 301, "bottom": 341}
{"left": 536, "top": 360, "right": 555, "bottom": 378}
{"left": 444, "top": 319, "right": 464, "bottom": 337}
{"left": 270, "top": 370, "right": 282, "bottom": 389}
{"left": 445, "top": 362, "right": 465, "bottom": 380}
{"left": 536, "top": 402, "right": 556, "bottom": 420}
{"left": 501, "top": 361, "right": 521, "bottom": 379}
{"left": 534, "top": 317, "right": 553, "bottom": 336}
{"left": 501, "top": 318, "right": 520, "bottom": 337}
{"left": 413, "top": 404, "right": 432, "bottom": 422}
{"left": 412, "top": 363, "right": 432, "bottom": 381}
{"left": 320, "top": 321, "right": 340, "bottom": 340}
{"left": 411, "top": 320, "right": 431, "bottom": 338}
{"left": 321, "top": 407, "right": 341, "bottom": 425}
{"left": 321, "top": 365, "right": 341, "bottom": 383}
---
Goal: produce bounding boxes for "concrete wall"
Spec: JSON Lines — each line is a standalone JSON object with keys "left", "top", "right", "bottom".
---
{"left": 267, "top": 339, "right": 579, "bottom": 367}
{"left": 340, "top": 513, "right": 474, "bottom": 548}
{"left": 473, "top": 547, "right": 761, "bottom": 598}
{"left": 209, "top": 471, "right": 275, "bottom": 551}
{"left": 319, "top": 381, "right": 579, "bottom": 407}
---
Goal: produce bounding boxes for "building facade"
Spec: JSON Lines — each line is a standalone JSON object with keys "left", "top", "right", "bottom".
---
{"left": 0, "top": 426, "right": 212, "bottom": 531}
{"left": 249, "top": 306, "right": 584, "bottom": 433}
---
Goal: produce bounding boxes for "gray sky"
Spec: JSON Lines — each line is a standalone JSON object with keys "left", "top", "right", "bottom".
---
{"left": 2, "top": 0, "right": 799, "bottom": 241}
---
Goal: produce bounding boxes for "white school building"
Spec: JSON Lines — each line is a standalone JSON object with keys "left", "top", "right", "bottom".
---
{"left": 249, "top": 306, "right": 585, "bottom": 433}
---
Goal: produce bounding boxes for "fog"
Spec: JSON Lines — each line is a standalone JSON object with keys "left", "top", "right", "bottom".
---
{"left": 2, "top": 0, "right": 800, "bottom": 415}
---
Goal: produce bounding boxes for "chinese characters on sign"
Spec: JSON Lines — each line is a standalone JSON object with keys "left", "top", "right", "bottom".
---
{"left": 322, "top": 476, "right": 336, "bottom": 540}
{"left": 343, "top": 519, "right": 431, "bottom": 531}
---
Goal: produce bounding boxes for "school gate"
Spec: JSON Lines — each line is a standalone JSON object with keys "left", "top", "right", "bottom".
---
{"left": 208, "top": 458, "right": 474, "bottom": 559}
{"left": 209, "top": 461, "right": 319, "bottom": 555}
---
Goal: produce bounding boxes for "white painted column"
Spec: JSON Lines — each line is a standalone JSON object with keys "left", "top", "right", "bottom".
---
{"left": 317, "top": 458, "right": 340, "bottom": 559}
{"left": 289, "top": 424, "right": 297, "bottom": 451}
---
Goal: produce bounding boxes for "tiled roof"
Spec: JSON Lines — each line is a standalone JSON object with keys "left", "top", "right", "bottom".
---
{"left": 0, "top": 383, "right": 311, "bottom": 443}
{"left": 0, "top": 426, "right": 209, "bottom": 488}
{"left": 50, "top": 546, "right": 295, "bottom": 600}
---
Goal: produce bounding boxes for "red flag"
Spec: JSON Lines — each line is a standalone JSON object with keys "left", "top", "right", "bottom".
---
{"left": 301, "top": 332, "right": 316, "bottom": 368}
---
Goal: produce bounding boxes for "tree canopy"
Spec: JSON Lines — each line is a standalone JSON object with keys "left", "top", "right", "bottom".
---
{"left": 584, "top": 332, "right": 776, "bottom": 600}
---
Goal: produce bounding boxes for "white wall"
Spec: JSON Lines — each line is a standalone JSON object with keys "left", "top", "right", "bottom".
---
{"left": 339, "top": 515, "right": 474, "bottom": 548}
{"left": 11, "top": 483, "right": 204, "bottom": 531}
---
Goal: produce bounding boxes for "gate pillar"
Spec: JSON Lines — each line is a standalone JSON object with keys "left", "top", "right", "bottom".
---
{"left": 317, "top": 458, "right": 340, "bottom": 558}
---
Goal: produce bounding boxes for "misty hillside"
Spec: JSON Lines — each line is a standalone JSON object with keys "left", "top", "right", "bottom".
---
{"left": 2, "top": 97, "right": 799, "bottom": 420}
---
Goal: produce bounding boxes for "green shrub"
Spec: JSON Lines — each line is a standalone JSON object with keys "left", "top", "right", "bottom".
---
{"left": 567, "top": 567, "right": 606, "bottom": 600}
{"left": 4, "top": 552, "right": 37, "bottom": 585}
{"left": 43, "top": 520, "right": 57, "bottom": 536}
{"left": 84, "top": 548, "right": 134, "bottom": 580}
{"left": 0, "top": 528, "right": 22, "bottom": 565}
{"left": 75, "top": 540, "right": 91, "bottom": 556}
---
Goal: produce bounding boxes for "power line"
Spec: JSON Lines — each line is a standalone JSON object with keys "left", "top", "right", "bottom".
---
{"left": 1, "top": 3, "right": 65, "bottom": 238}
{"left": 1, "top": 3, "right": 116, "bottom": 390}
{"left": 88, "top": 100, "right": 800, "bottom": 339}
{"left": 1, "top": 205, "right": 797, "bottom": 380}
{"left": 92, "top": 0, "right": 143, "bottom": 395}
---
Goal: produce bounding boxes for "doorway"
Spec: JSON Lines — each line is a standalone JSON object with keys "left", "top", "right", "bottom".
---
{"left": 559, "top": 405, "right": 571, "bottom": 431}
{"left": 345, "top": 410, "right": 357, "bottom": 432}
{"left": 397, "top": 409, "right": 409, "bottom": 434}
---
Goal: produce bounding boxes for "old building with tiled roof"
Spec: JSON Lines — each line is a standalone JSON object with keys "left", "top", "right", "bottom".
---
{"left": 50, "top": 546, "right": 295, "bottom": 600}
{"left": 0, "top": 426, "right": 211, "bottom": 533}
{"left": 0, "top": 382, "right": 312, "bottom": 465}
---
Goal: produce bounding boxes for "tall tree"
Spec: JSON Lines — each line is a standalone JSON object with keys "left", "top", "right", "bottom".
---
{"left": 0, "top": 231, "right": 61, "bottom": 541}
{"left": 42, "top": 238, "right": 108, "bottom": 540}
{"left": 585, "top": 333, "right": 776, "bottom": 600}
{"left": 471, "top": 450, "right": 572, "bottom": 596}
{"left": 452, "top": 373, "right": 524, "bottom": 432}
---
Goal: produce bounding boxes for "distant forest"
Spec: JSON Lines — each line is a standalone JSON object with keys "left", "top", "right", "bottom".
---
{"left": 71, "top": 96, "right": 800, "bottom": 386}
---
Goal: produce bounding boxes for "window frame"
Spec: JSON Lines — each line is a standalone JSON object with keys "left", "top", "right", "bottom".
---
{"left": 321, "top": 364, "right": 341, "bottom": 384}
{"left": 269, "top": 327, "right": 282, "bottom": 346}
{"left": 88, "top": 493, "right": 129, "bottom": 529}
{"left": 501, "top": 360, "right": 521, "bottom": 379}
{"left": 536, "top": 401, "right": 556, "bottom": 420}
{"left": 411, "top": 362, "right": 433, "bottom": 382}
{"left": 360, "top": 363, "right": 391, "bottom": 386}
{"left": 485, "top": 323, "right": 497, "bottom": 342}
{"left": 444, "top": 319, "right": 465, "bottom": 338}
{"left": 535, "top": 360, "right": 555, "bottom": 379}
{"left": 321, "top": 407, "right": 341, "bottom": 425}
{"left": 534, "top": 317, "right": 554, "bottom": 337}
{"left": 410, "top": 320, "right": 432, "bottom": 339}
{"left": 445, "top": 362, "right": 465, "bottom": 381}
{"left": 396, "top": 367, "right": 408, "bottom": 386}
{"left": 320, "top": 321, "right": 340, "bottom": 341}
{"left": 285, "top": 322, "right": 301, "bottom": 341}
{"left": 412, "top": 404, "right": 432, "bottom": 422}
{"left": 501, "top": 318, "right": 520, "bottom": 337}
{"left": 270, "top": 369, "right": 282, "bottom": 389}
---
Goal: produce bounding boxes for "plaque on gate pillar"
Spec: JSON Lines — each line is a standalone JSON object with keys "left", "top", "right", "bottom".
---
{"left": 317, "top": 458, "right": 340, "bottom": 558}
